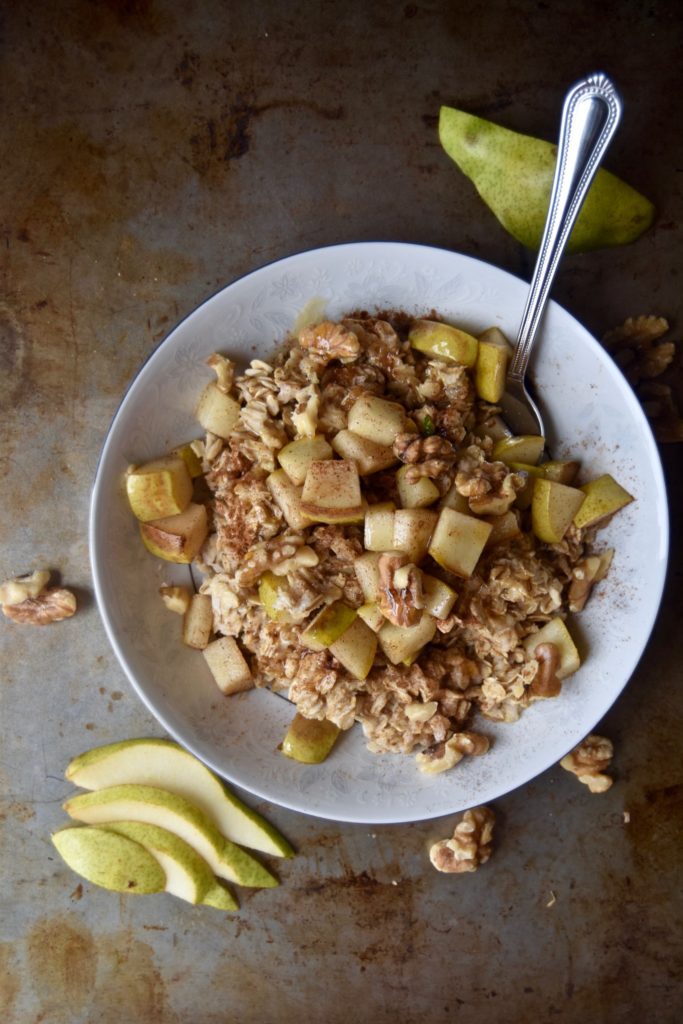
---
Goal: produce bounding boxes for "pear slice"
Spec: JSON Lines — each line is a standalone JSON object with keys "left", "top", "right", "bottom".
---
{"left": 182, "top": 594, "right": 213, "bottom": 649}
{"left": 421, "top": 574, "right": 457, "bottom": 619}
{"left": 428, "top": 508, "right": 492, "bottom": 578}
{"left": 102, "top": 821, "right": 217, "bottom": 906}
{"left": 329, "top": 616, "right": 377, "bottom": 680}
{"left": 354, "top": 551, "right": 382, "bottom": 603}
{"left": 573, "top": 474, "right": 634, "bottom": 530}
{"left": 378, "top": 612, "right": 437, "bottom": 666}
{"left": 202, "top": 878, "right": 240, "bottom": 911}
{"left": 356, "top": 601, "right": 385, "bottom": 633}
{"left": 493, "top": 434, "right": 545, "bottom": 466}
{"left": 393, "top": 508, "right": 438, "bottom": 563}
{"left": 396, "top": 466, "right": 440, "bottom": 509}
{"left": 277, "top": 436, "right": 333, "bottom": 486}
{"left": 531, "top": 478, "right": 586, "bottom": 544}
{"left": 266, "top": 470, "right": 308, "bottom": 530}
{"left": 139, "top": 503, "right": 208, "bottom": 563}
{"left": 203, "top": 636, "right": 253, "bottom": 695}
{"left": 126, "top": 456, "right": 193, "bottom": 523}
{"left": 438, "top": 482, "right": 471, "bottom": 515}
{"left": 347, "top": 394, "right": 406, "bottom": 446}
{"left": 52, "top": 825, "right": 165, "bottom": 893}
{"left": 170, "top": 442, "right": 204, "bottom": 479}
{"left": 439, "top": 106, "right": 655, "bottom": 252}
{"left": 63, "top": 785, "right": 279, "bottom": 888}
{"left": 409, "top": 320, "right": 479, "bottom": 367}
{"left": 331, "top": 430, "right": 397, "bottom": 476}
{"left": 196, "top": 383, "right": 240, "bottom": 438}
{"left": 282, "top": 714, "right": 340, "bottom": 764}
{"left": 364, "top": 502, "right": 396, "bottom": 552}
{"left": 258, "top": 571, "right": 295, "bottom": 623}
{"left": 300, "top": 459, "right": 364, "bottom": 523}
{"left": 475, "top": 328, "right": 512, "bottom": 403}
{"left": 300, "top": 602, "right": 357, "bottom": 651}
{"left": 65, "top": 738, "right": 294, "bottom": 858}
{"left": 483, "top": 510, "right": 522, "bottom": 548}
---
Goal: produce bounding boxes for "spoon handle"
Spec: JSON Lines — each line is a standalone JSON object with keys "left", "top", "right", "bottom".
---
{"left": 508, "top": 73, "right": 623, "bottom": 383}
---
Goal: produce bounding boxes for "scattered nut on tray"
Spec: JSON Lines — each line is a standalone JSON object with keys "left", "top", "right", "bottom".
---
{"left": 0, "top": 570, "right": 77, "bottom": 625}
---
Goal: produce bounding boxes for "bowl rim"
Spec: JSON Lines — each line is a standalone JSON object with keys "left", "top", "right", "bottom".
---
{"left": 89, "top": 240, "right": 670, "bottom": 822}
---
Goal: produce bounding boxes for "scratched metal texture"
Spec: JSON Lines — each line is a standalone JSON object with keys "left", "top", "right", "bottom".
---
{"left": 1, "top": 1, "right": 681, "bottom": 1021}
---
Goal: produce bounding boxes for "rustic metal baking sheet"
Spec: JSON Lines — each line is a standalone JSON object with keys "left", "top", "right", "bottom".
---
{"left": 1, "top": 1, "right": 681, "bottom": 1021}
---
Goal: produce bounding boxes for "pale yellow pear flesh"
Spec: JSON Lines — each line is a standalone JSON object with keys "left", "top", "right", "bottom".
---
{"left": 421, "top": 574, "right": 457, "bottom": 619}
{"left": 331, "top": 429, "right": 397, "bottom": 476}
{"left": 65, "top": 738, "right": 294, "bottom": 858}
{"left": 300, "top": 601, "right": 357, "bottom": 651}
{"left": 300, "top": 459, "right": 364, "bottom": 523}
{"left": 531, "top": 478, "right": 586, "bottom": 543}
{"left": 347, "top": 394, "right": 406, "bottom": 446}
{"left": 409, "top": 319, "right": 479, "bottom": 367}
{"left": 126, "top": 456, "right": 193, "bottom": 522}
{"left": 378, "top": 612, "right": 437, "bottom": 666}
{"left": 573, "top": 474, "right": 634, "bottom": 530}
{"left": 475, "top": 329, "right": 512, "bottom": 403}
{"left": 139, "top": 502, "right": 208, "bottom": 563}
{"left": 266, "top": 469, "right": 309, "bottom": 531}
{"left": 278, "top": 436, "right": 333, "bottom": 486}
{"left": 523, "top": 617, "right": 580, "bottom": 679}
{"left": 170, "top": 443, "right": 204, "bottom": 478}
{"left": 396, "top": 465, "right": 440, "bottom": 509}
{"left": 282, "top": 713, "right": 340, "bottom": 764}
{"left": 258, "top": 571, "right": 295, "bottom": 623}
{"left": 439, "top": 106, "right": 655, "bottom": 252}
{"left": 428, "top": 508, "right": 492, "bottom": 578}
{"left": 329, "top": 616, "right": 378, "bottom": 680}
{"left": 493, "top": 435, "right": 545, "bottom": 466}
{"left": 52, "top": 825, "right": 166, "bottom": 894}
{"left": 393, "top": 508, "right": 438, "bottom": 563}
{"left": 364, "top": 502, "right": 396, "bottom": 551}
{"left": 63, "top": 784, "right": 279, "bottom": 888}
{"left": 102, "top": 820, "right": 216, "bottom": 905}
{"left": 196, "top": 382, "right": 240, "bottom": 438}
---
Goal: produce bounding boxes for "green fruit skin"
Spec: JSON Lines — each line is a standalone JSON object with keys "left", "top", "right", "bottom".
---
{"left": 282, "top": 714, "right": 340, "bottom": 764}
{"left": 52, "top": 826, "right": 166, "bottom": 894}
{"left": 439, "top": 106, "right": 655, "bottom": 253}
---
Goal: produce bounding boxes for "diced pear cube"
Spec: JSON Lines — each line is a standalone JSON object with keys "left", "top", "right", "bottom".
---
{"left": 139, "top": 503, "right": 208, "bottom": 564}
{"left": 331, "top": 430, "right": 396, "bottom": 475}
{"left": 258, "top": 572, "right": 294, "bottom": 623}
{"left": 378, "top": 612, "right": 437, "bottom": 665}
{"left": 364, "top": 502, "right": 396, "bottom": 551}
{"left": 282, "top": 714, "right": 340, "bottom": 764}
{"left": 300, "top": 602, "right": 357, "bottom": 651}
{"left": 277, "top": 436, "right": 333, "bottom": 486}
{"left": 203, "top": 637, "right": 253, "bottom": 695}
{"left": 409, "top": 320, "right": 478, "bottom": 367}
{"left": 170, "top": 442, "right": 204, "bottom": 478}
{"left": 182, "top": 594, "right": 214, "bottom": 649}
{"left": 523, "top": 617, "right": 580, "bottom": 679}
{"left": 329, "top": 617, "right": 378, "bottom": 680}
{"left": 539, "top": 459, "right": 580, "bottom": 485}
{"left": 438, "top": 482, "right": 471, "bottom": 514}
{"left": 392, "top": 508, "right": 438, "bottom": 563}
{"left": 267, "top": 469, "right": 308, "bottom": 530}
{"left": 428, "top": 508, "right": 492, "bottom": 578}
{"left": 126, "top": 455, "right": 193, "bottom": 522}
{"left": 531, "top": 479, "right": 586, "bottom": 544}
{"left": 396, "top": 465, "right": 440, "bottom": 508}
{"left": 483, "top": 510, "right": 522, "bottom": 548}
{"left": 421, "top": 574, "right": 457, "bottom": 619}
{"left": 347, "top": 394, "right": 406, "bottom": 446}
{"left": 573, "top": 474, "right": 634, "bottom": 530}
{"left": 357, "top": 602, "right": 386, "bottom": 633}
{"left": 354, "top": 552, "right": 382, "bottom": 603}
{"left": 475, "top": 328, "right": 512, "bottom": 403}
{"left": 300, "top": 460, "right": 364, "bottom": 523}
{"left": 196, "top": 382, "right": 240, "bottom": 439}
{"left": 492, "top": 434, "right": 545, "bottom": 466}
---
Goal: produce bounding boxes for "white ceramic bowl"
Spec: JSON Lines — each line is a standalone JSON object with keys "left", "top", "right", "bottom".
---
{"left": 90, "top": 242, "right": 668, "bottom": 824}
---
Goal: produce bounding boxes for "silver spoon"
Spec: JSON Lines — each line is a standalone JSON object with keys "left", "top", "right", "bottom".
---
{"left": 500, "top": 72, "right": 623, "bottom": 438}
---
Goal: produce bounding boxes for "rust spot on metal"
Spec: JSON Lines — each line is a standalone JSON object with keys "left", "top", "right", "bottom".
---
{"left": 26, "top": 914, "right": 97, "bottom": 1022}
{"left": 0, "top": 942, "right": 19, "bottom": 1022}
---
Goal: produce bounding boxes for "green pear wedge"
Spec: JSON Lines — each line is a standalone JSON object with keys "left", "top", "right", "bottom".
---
{"left": 202, "top": 878, "right": 240, "bottom": 911}
{"left": 102, "top": 821, "right": 224, "bottom": 906}
{"left": 52, "top": 826, "right": 165, "bottom": 894}
{"left": 65, "top": 739, "right": 293, "bottom": 858}
{"left": 439, "top": 106, "right": 655, "bottom": 252}
{"left": 63, "top": 785, "right": 278, "bottom": 889}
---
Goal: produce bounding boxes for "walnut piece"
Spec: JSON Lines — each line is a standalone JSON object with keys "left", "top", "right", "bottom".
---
{"left": 206, "top": 352, "right": 235, "bottom": 393}
{"left": 377, "top": 552, "right": 422, "bottom": 627}
{"left": 0, "top": 569, "right": 51, "bottom": 606}
{"left": 2, "top": 588, "right": 77, "bottom": 625}
{"left": 429, "top": 806, "right": 495, "bottom": 873}
{"left": 159, "top": 585, "right": 192, "bottom": 614}
{"left": 236, "top": 533, "right": 319, "bottom": 587}
{"left": 454, "top": 446, "right": 524, "bottom": 512}
{"left": 416, "top": 731, "right": 490, "bottom": 774}
{"left": 560, "top": 734, "right": 614, "bottom": 793}
{"left": 299, "top": 320, "right": 361, "bottom": 363}
{"left": 602, "top": 315, "right": 682, "bottom": 443}
{"left": 528, "top": 642, "right": 562, "bottom": 699}
{"left": 393, "top": 432, "right": 457, "bottom": 483}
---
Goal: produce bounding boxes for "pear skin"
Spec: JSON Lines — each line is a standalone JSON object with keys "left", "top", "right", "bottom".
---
{"left": 439, "top": 106, "right": 654, "bottom": 252}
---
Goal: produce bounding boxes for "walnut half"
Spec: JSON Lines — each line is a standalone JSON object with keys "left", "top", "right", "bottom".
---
{"left": 560, "top": 734, "right": 614, "bottom": 793}
{"left": 2, "top": 588, "right": 77, "bottom": 625}
{"left": 429, "top": 806, "right": 496, "bottom": 873}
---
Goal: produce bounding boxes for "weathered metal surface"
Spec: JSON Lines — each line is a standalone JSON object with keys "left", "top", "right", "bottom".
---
{"left": 1, "top": 1, "right": 681, "bottom": 1021}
